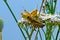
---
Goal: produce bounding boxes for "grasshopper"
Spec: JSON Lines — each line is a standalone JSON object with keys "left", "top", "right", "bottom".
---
{"left": 21, "top": 9, "right": 45, "bottom": 28}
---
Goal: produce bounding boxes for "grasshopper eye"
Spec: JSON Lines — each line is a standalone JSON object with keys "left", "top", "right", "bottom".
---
{"left": 27, "top": 16, "right": 29, "bottom": 18}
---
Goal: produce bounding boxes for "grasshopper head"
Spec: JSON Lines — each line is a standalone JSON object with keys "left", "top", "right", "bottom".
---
{"left": 21, "top": 13, "right": 31, "bottom": 19}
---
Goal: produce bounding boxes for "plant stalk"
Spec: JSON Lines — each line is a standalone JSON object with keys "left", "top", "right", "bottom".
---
{"left": 4, "top": 0, "right": 26, "bottom": 40}
{"left": 55, "top": 29, "right": 59, "bottom": 40}
{"left": 38, "top": 28, "right": 42, "bottom": 40}
{"left": 0, "top": 32, "right": 2, "bottom": 40}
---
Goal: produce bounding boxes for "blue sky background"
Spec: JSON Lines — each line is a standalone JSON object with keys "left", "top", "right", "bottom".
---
{"left": 0, "top": 0, "right": 60, "bottom": 40}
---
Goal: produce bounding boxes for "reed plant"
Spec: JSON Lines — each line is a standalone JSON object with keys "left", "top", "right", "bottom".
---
{"left": 4, "top": 0, "right": 60, "bottom": 40}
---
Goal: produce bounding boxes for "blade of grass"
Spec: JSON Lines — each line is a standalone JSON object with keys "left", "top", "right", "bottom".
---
{"left": 4, "top": 0, "right": 26, "bottom": 40}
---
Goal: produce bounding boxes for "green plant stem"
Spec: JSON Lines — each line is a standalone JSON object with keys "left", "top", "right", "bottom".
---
{"left": 55, "top": 29, "right": 59, "bottom": 40}
{"left": 41, "top": 28, "right": 46, "bottom": 40}
{"left": 38, "top": 28, "right": 42, "bottom": 40}
{"left": 0, "top": 32, "right": 2, "bottom": 40}
{"left": 25, "top": 29, "right": 29, "bottom": 40}
{"left": 39, "top": 0, "right": 44, "bottom": 14}
{"left": 34, "top": 29, "right": 39, "bottom": 40}
{"left": 52, "top": 33, "right": 55, "bottom": 40}
{"left": 53, "top": 0, "right": 57, "bottom": 13}
{"left": 0, "top": 19, "right": 3, "bottom": 32}
{"left": 29, "top": 28, "right": 35, "bottom": 40}
{"left": 55, "top": 24, "right": 60, "bottom": 40}
{"left": 4, "top": 0, "right": 26, "bottom": 40}
{"left": 4, "top": 0, "right": 17, "bottom": 23}
{"left": 24, "top": 24, "right": 30, "bottom": 40}
{"left": 52, "top": 27, "right": 56, "bottom": 40}
{"left": 41, "top": 28, "right": 45, "bottom": 35}
{"left": 22, "top": 26, "right": 29, "bottom": 39}
{"left": 50, "top": 0, "right": 54, "bottom": 14}
{"left": 45, "top": 23, "right": 52, "bottom": 40}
